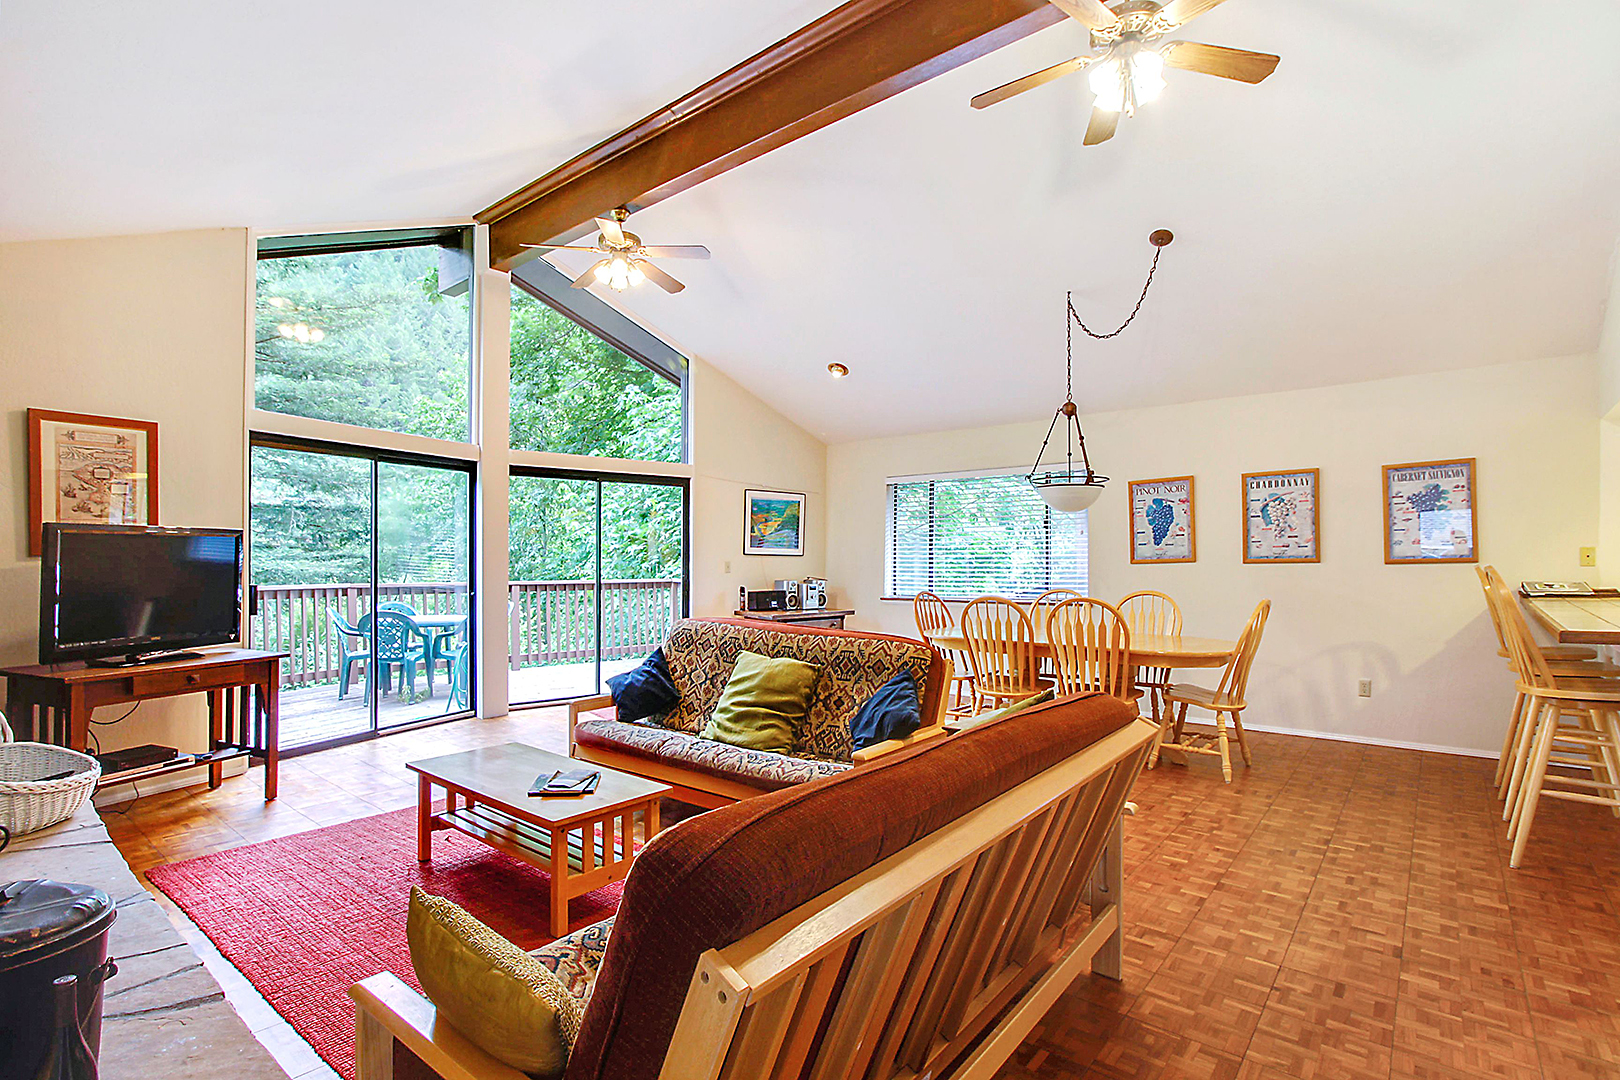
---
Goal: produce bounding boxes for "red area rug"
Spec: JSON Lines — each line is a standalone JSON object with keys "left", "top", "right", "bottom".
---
{"left": 146, "top": 806, "right": 624, "bottom": 1080}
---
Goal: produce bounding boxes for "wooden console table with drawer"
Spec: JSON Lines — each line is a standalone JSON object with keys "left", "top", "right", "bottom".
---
{"left": 732, "top": 608, "right": 854, "bottom": 629}
{"left": 1, "top": 648, "right": 285, "bottom": 799}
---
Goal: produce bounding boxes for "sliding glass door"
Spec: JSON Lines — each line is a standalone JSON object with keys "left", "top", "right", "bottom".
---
{"left": 249, "top": 438, "right": 475, "bottom": 753}
{"left": 509, "top": 471, "right": 688, "bottom": 707}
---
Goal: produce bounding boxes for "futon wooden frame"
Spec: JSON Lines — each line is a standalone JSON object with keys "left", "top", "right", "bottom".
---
{"left": 349, "top": 715, "right": 1157, "bottom": 1080}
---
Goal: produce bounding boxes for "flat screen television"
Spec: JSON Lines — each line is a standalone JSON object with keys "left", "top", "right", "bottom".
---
{"left": 39, "top": 523, "right": 244, "bottom": 666}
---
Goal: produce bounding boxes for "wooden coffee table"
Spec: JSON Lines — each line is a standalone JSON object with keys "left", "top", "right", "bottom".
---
{"left": 408, "top": 742, "right": 672, "bottom": 936}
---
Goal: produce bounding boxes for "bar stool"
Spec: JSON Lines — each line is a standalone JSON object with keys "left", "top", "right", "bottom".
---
{"left": 1489, "top": 574, "right": 1620, "bottom": 867}
{"left": 1477, "top": 566, "right": 1616, "bottom": 794}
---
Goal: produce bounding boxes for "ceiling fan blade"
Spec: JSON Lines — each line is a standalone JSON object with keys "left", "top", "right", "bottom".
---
{"left": 638, "top": 260, "right": 686, "bottom": 294}
{"left": 595, "top": 216, "right": 626, "bottom": 246}
{"left": 1083, "top": 106, "right": 1119, "bottom": 145}
{"left": 1048, "top": 0, "right": 1120, "bottom": 32}
{"left": 1161, "top": 40, "right": 1279, "bottom": 83}
{"left": 1156, "top": 0, "right": 1229, "bottom": 28}
{"left": 638, "top": 245, "right": 711, "bottom": 259}
{"left": 971, "top": 56, "right": 1089, "bottom": 110}
{"left": 571, "top": 260, "right": 608, "bottom": 288}
{"left": 520, "top": 243, "right": 607, "bottom": 253}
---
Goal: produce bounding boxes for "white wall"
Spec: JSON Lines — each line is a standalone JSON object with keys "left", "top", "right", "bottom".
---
{"left": 0, "top": 229, "right": 249, "bottom": 754}
{"left": 689, "top": 357, "right": 826, "bottom": 616}
{"left": 827, "top": 353, "right": 1599, "bottom": 756}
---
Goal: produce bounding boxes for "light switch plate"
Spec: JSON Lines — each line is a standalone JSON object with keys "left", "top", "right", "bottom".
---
{"left": 1580, "top": 547, "right": 1597, "bottom": 567}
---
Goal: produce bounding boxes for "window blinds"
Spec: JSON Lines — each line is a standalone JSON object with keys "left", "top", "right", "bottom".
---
{"left": 886, "top": 472, "right": 1089, "bottom": 600}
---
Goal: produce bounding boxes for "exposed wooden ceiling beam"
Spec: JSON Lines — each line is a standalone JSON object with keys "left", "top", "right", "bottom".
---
{"left": 479, "top": 0, "right": 1066, "bottom": 270}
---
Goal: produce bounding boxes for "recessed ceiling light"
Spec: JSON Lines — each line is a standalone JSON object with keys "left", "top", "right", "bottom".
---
{"left": 827, "top": 363, "right": 849, "bottom": 379}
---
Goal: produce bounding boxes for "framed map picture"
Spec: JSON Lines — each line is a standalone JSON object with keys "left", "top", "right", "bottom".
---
{"left": 1243, "top": 469, "right": 1319, "bottom": 564}
{"left": 1384, "top": 458, "right": 1476, "bottom": 564}
{"left": 743, "top": 489, "right": 805, "bottom": 556}
{"left": 1129, "top": 476, "right": 1195, "bottom": 563}
{"left": 28, "top": 409, "right": 159, "bottom": 557}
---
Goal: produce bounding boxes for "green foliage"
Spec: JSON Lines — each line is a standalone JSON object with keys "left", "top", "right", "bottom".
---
{"left": 249, "top": 249, "right": 685, "bottom": 599}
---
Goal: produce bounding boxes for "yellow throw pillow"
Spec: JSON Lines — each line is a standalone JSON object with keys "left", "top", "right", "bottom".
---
{"left": 955, "top": 688, "right": 1055, "bottom": 731}
{"left": 701, "top": 650, "right": 820, "bottom": 753}
{"left": 406, "top": 887, "right": 581, "bottom": 1078}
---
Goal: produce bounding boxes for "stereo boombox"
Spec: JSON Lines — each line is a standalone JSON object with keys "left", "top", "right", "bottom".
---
{"left": 739, "top": 579, "right": 830, "bottom": 613}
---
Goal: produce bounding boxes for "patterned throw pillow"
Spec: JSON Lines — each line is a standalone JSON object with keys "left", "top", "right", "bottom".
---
{"left": 406, "top": 887, "right": 582, "bottom": 1077}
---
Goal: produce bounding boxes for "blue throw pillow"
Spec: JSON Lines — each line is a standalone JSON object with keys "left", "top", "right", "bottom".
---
{"left": 606, "top": 648, "right": 679, "bottom": 723}
{"left": 848, "top": 668, "right": 922, "bottom": 751}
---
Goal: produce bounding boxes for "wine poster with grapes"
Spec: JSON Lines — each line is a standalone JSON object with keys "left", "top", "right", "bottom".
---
{"left": 1383, "top": 458, "right": 1477, "bottom": 564}
{"left": 1129, "top": 476, "right": 1195, "bottom": 563}
{"left": 1243, "top": 469, "right": 1320, "bottom": 564}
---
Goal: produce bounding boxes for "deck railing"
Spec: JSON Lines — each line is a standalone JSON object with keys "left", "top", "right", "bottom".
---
{"left": 253, "top": 578, "right": 683, "bottom": 689}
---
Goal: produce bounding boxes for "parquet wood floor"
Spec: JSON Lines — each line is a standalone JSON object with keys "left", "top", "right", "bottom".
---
{"left": 103, "top": 714, "right": 1620, "bottom": 1080}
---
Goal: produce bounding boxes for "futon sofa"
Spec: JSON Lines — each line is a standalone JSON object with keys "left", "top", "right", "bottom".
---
{"left": 352, "top": 691, "right": 1157, "bottom": 1080}
{"left": 566, "top": 617, "right": 951, "bottom": 806}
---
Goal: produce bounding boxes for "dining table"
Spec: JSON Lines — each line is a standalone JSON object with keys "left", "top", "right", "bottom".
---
{"left": 921, "top": 625, "right": 1237, "bottom": 671}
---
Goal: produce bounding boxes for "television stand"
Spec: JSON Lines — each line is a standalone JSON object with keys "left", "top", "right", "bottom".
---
{"left": 86, "top": 649, "right": 206, "bottom": 668}
{"left": 1, "top": 648, "right": 286, "bottom": 800}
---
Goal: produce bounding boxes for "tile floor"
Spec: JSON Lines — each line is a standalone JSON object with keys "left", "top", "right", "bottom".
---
{"left": 103, "top": 712, "right": 1620, "bottom": 1080}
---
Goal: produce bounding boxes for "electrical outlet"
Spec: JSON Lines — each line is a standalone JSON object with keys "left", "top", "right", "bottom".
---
{"left": 1357, "top": 679, "right": 1373, "bottom": 698}
{"left": 724, "top": 560, "right": 732, "bottom": 574}
{"left": 1580, "top": 547, "right": 1597, "bottom": 568}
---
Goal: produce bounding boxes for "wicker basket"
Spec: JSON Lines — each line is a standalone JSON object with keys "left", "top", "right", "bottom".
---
{"left": 0, "top": 713, "right": 101, "bottom": 837}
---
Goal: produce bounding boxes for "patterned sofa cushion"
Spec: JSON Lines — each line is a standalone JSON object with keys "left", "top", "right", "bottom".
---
{"left": 532, "top": 918, "right": 614, "bottom": 1006}
{"left": 574, "top": 716, "right": 851, "bottom": 792}
{"left": 657, "top": 618, "right": 939, "bottom": 761}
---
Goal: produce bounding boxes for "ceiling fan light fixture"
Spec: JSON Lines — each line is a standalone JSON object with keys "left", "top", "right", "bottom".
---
{"left": 1088, "top": 57, "right": 1125, "bottom": 112}
{"left": 1130, "top": 49, "right": 1166, "bottom": 103}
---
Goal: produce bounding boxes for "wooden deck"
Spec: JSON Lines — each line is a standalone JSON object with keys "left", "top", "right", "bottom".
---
{"left": 278, "top": 658, "right": 642, "bottom": 748}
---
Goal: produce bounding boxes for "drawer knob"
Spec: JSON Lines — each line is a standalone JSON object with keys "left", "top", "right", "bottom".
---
{"left": 185, "top": 674, "right": 199, "bottom": 684}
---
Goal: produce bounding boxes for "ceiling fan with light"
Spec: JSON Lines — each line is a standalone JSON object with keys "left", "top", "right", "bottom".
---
{"left": 522, "top": 207, "right": 710, "bottom": 293}
{"left": 970, "top": 0, "right": 1278, "bottom": 145}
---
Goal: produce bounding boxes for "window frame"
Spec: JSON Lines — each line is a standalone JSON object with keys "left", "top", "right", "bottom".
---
{"left": 882, "top": 467, "right": 1089, "bottom": 602}
{"left": 246, "top": 430, "right": 479, "bottom": 756}
{"left": 507, "top": 465, "right": 692, "bottom": 708}
{"left": 507, "top": 257, "right": 690, "bottom": 466}
{"left": 250, "top": 225, "right": 478, "bottom": 447}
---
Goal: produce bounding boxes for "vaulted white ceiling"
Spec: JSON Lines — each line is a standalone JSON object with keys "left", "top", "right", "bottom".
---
{"left": 5, "top": 1, "right": 1620, "bottom": 443}
{"left": 0, "top": 0, "right": 831, "bottom": 240}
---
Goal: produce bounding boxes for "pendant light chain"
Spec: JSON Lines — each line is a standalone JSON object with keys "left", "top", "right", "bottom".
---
{"left": 1029, "top": 231, "right": 1170, "bottom": 512}
{"left": 1067, "top": 245, "right": 1162, "bottom": 341}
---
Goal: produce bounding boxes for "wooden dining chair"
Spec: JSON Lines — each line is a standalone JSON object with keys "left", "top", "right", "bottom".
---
{"left": 1489, "top": 574, "right": 1620, "bottom": 868}
{"left": 914, "top": 590, "right": 974, "bottom": 716}
{"left": 1118, "top": 590, "right": 1183, "bottom": 726}
{"left": 959, "top": 596, "right": 1051, "bottom": 713}
{"left": 1045, "top": 597, "right": 1136, "bottom": 706}
{"left": 1030, "top": 588, "right": 1084, "bottom": 610}
{"left": 1477, "top": 566, "right": 1616, "bottom": 794}
{"left": 1160, "top": 600, "right": 1271, "bottom": 782}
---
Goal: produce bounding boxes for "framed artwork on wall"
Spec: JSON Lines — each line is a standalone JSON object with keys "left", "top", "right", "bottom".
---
{"left": 28, "top": 408, "right": 159, "bottom": 557}
{"left": 1384, "top": 458, "right": 1477, "bottom": 564}
{"left": 743, "top": 489, "right": 805, "bottom": 556}
{"left": 1242, "top": 469, "right": 1320, "bottom": 564}
{"left": 1129, "top": 476, "right": 1195, "bottom": 563}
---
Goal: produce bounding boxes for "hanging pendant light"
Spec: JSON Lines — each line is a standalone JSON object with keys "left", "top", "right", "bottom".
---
{"left": 1028, "top": 229, "right": 1173, "bottom": 513}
